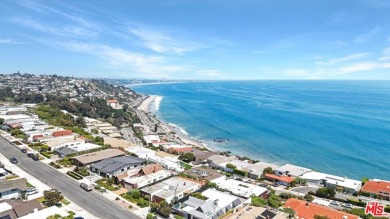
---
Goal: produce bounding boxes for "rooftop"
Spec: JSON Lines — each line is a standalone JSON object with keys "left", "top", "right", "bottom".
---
{"left": 215, "top": 179, "right": 268, "bottom": 198}
{"left": 265, "top": 173, "right": 295, "bottom": 183}
{"left": 361, "top": 180, "right": 390, "bottom": 194}
{"left": 91, "top": 156, "right": 145, "bottom": 174}
{"left": 274, "top": 164, "right": 311, "bottom": 177}
{"left": 0, "top": 178, "right": 28, "bottom": 193}
{"left": 301, "top": 171, "right": 362, "bottom": 190}
{"left": 207, "top": 155, "right": 235, "bottom": 165}
{"left": 283, "top": 198, "right": 359, "bottom": 219}
{"left": 141, "top": 177, "right": 200, "bottom": 199}
{"left": 72, "top": 149, "right": 126, "bottom": 165}
{"left": 228, "top": 206, "right": 288, "bottom": 219}
{"left": 181, "top": 167, "right": 224, "bottom": 181}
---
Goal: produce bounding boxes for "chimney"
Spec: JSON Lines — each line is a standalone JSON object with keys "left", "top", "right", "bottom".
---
{"left": 306, "top": 202, "right": 309, "bottom": 207}
{"left": 343, "top": 216, "right": 348, "bottom": 219}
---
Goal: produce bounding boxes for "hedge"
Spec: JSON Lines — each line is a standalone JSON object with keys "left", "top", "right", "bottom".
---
{"left": 67, "top": 171, "right": 83, "bottom": 180}
{"left": 233, "top": 169, "right": 248, "bottom": 177}
{"left": 40, "top": 152, "right": 52, "bottom": 158}
{"left": 385, "top": 206, "right": 390, "bottom": 213}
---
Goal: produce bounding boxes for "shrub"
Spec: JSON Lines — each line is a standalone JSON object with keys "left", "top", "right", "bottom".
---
{"left": 304, "top": 194, "right": 314, "bottom": 202}
{"left": 251, "top": 196, "right": 267, "bottom": 207}
{"left": 279, "top": 193, "right": 297, "bottom": 199}
{"left": 66, "top": 171, "right": 83, "bottom": 180}
{"left": 75, "top": 167, "right": 90, "bottom": 176}
{"left": 40, "top": 152, "right": 51, "bottom": 158}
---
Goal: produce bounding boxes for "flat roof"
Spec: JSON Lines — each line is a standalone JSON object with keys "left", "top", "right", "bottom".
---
{"left": 274, "top": 164, "right": 311, "bottom": 177}
{"left": 72, "top": 149, "right": 126, "bottom": 165}
{"left": 300, "top": 171, "right": 361, "bottom": 190}
{"left": 141, "top": 177, "right": 199, "bottom": 199}
{"left": 181, "top": 167, "right": 224, "bottom": 181}
{"left": 215, "top": 179, "right": 268, "bottom": 198}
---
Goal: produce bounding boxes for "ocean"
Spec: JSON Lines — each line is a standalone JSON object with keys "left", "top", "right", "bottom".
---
{"left": 130, "top": 81, "right": 390, "bottom": 181}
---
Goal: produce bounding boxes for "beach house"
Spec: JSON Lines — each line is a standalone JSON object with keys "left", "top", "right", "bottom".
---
{"left": 300, "top": 171, "right": 362, "bottom": 194}
{"left": 361, "top": 179, "right": 390, "bottom": 200}
{"left": 90, "top": 156, "right": 145, "bottom": 177}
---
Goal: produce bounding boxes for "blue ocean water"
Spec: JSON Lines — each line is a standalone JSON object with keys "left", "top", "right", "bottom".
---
{"left": 131, "top": 81, "right": 390, "bottom": 180}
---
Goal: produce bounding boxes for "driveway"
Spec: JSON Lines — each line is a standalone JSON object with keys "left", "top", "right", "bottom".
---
{"left": 290, "top": 186, "right": 318, "bottom": 195}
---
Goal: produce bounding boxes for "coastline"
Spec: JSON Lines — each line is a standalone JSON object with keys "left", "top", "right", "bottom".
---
{"left": 137, "top": 95, "right": 209, "bottom": 149}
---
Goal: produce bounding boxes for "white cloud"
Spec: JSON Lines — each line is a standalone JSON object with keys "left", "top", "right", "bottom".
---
{"left": 354, "top": 26, "right": 380, "bottom": 44}
{"left": 319, "top": 53, "right": 372, "bottom": 66}
{"left": 11, "top": 17, "right": 97, "bottom": 38}
{"left": 128, "top": 26, "right": 205, "bottom": 55}
{"left": 0, "top": 38, "right": 25, "bottom": 44}
{"left": 56, "top": 41, "right": 182, "bottom": 77}
{"left": 337, "top": 62, "right": 390, "bottom": 75}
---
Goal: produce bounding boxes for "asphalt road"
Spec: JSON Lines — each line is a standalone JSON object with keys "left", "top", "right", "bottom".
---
{"left": 0, "top": 136, "right": 140, "bottom": 219}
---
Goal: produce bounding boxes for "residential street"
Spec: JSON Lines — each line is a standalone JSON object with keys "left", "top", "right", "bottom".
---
{"left": 0, "top": 136, "right": 140, "bottom": 219}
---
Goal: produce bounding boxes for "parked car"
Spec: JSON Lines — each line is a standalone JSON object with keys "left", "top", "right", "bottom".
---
{"left": 20, "top": 148, "right": 27, "bottom": 153}
{"left": 26, "top": 188, "right": 39, "bottom": 196}
{"left": 31, "top": 155, "right": 39, "bottom": 161}
{"left": 330, "top": 200, "right": 340, "bottom": 206}
{"left": 9, "top": 157, "right": 18, "bottom": 164}
{"left": 342, "top": 203, "right": 353, "bottom": 209}
{"left": 80, "top": 182, "right": 93, "bottom": 191}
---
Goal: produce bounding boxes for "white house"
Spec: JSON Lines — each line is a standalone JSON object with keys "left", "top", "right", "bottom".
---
{"left": 215, "top": 179, "right": 268, "bottom": 198}
{"left": 0, "top": 178, "right": 28, "bottom": 200}
{"left": 274, "top": 164, "right": 312, "bottom": 177}
{"left": 141, "top": 177, "right": 201, "bottom": 203}
{"left": 300, "top": 171, "right": 362, "bottom": 194}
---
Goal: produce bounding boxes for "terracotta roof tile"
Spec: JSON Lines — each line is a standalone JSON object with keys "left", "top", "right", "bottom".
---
{"left": 265, "top": 173, "right": 294, "bottom": 183}
{"left": 361, "top": 180, "right": 390, "bottom": 194}
{"left": 283, "top": 198, "right": 359, "bottom": 219}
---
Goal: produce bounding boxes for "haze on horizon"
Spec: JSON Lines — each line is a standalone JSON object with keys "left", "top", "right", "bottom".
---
{"left": 1, "top": 0, "right": 390, "bottom": 80}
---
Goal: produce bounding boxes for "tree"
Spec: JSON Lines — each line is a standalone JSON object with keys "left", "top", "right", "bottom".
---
{"left": 283, "top": 208, "right": 295, "bottom": 217}
{"left": 127, "top": 189, "right": 141, "bottom": 199}
{"left": 75, "top": 117, "right": 86, "bottom": 128}
{"left": 150, "top": 202, "right": 159, "bottom": 212}
{"left": 182, "top": 153, "right": 194, "bottom": 162}
{"left": 226, "top": 163, "right": 237, "bottom": 170}
{"left": 43, "top": 189, "right": 64, "bottom": 206}
{"left": 159, "top": 206, "right": 172, "bottom": 218}
{"left": 0, "top": 118, "right": 4, "bottom": 126}
{"left": 267, "top": 195, "right": 282, "bottom": 208}
{"left": 262, "top": 167, "right": 273, "bottom": 179}
{"left": 316, "top": 187, "right": 336, "bottom": 198}
{"left": 147, "top": 213, "right": 155, "bottom": 219}
{"left": 304, "top": 194, "right": 314, "bottom": 202}
{"left": 251, "top": 196, "right": 267, "bottom": 207}
{"left": 362, "top": 177, "right": 369, "bottom": 185}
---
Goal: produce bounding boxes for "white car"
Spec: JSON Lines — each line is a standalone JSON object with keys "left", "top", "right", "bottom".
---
{"left": 26, "top": 188, "right": 39, "bottom": 196}
{"left": 342, "top": 203, "right": 353, "bottom": 208}
{"left": 330, "top": 200, "right": 340, "bottom": 206}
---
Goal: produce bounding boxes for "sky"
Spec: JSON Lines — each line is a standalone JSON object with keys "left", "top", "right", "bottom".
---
{"left": 1, "top": 0, "right": 390, "bottom": 80}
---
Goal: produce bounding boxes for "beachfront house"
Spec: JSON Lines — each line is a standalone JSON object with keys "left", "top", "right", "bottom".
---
{"left": 361, "top": 179, "right": 390, "bottom": 200}
{"left": 300, "top": 171, "right": 362, "bottom": 194}
{"left": 273, "top": 164, "right": 312, "bottom": 177}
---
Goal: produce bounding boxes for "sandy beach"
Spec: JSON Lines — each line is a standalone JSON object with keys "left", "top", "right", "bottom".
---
{"left": 137, "top": 95, "right": 157, "bottom": 112}
{"left": 137, "top": 95, "right": 208, "bottom": 149}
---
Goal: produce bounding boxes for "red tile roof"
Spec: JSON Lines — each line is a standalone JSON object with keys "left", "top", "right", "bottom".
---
{"left": 52, "top": 130, "right": 73, "bottom": 137}
{"left": 265, "top": 173, "right": 294, "bottom": 183}
{"left": 167, "top": 147, "right": 193, "bottom": 154}
{"left": 361, "top": 180, "right": 390, "bottom": 194}
{"left": 283, "top": 198, "right": 359, "bottom": 219}
{"left": 32, "top": 134, "right": 43, "bottom": 140}
{"left": 107, "top": 99, "right": 119, "bottom": 103}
